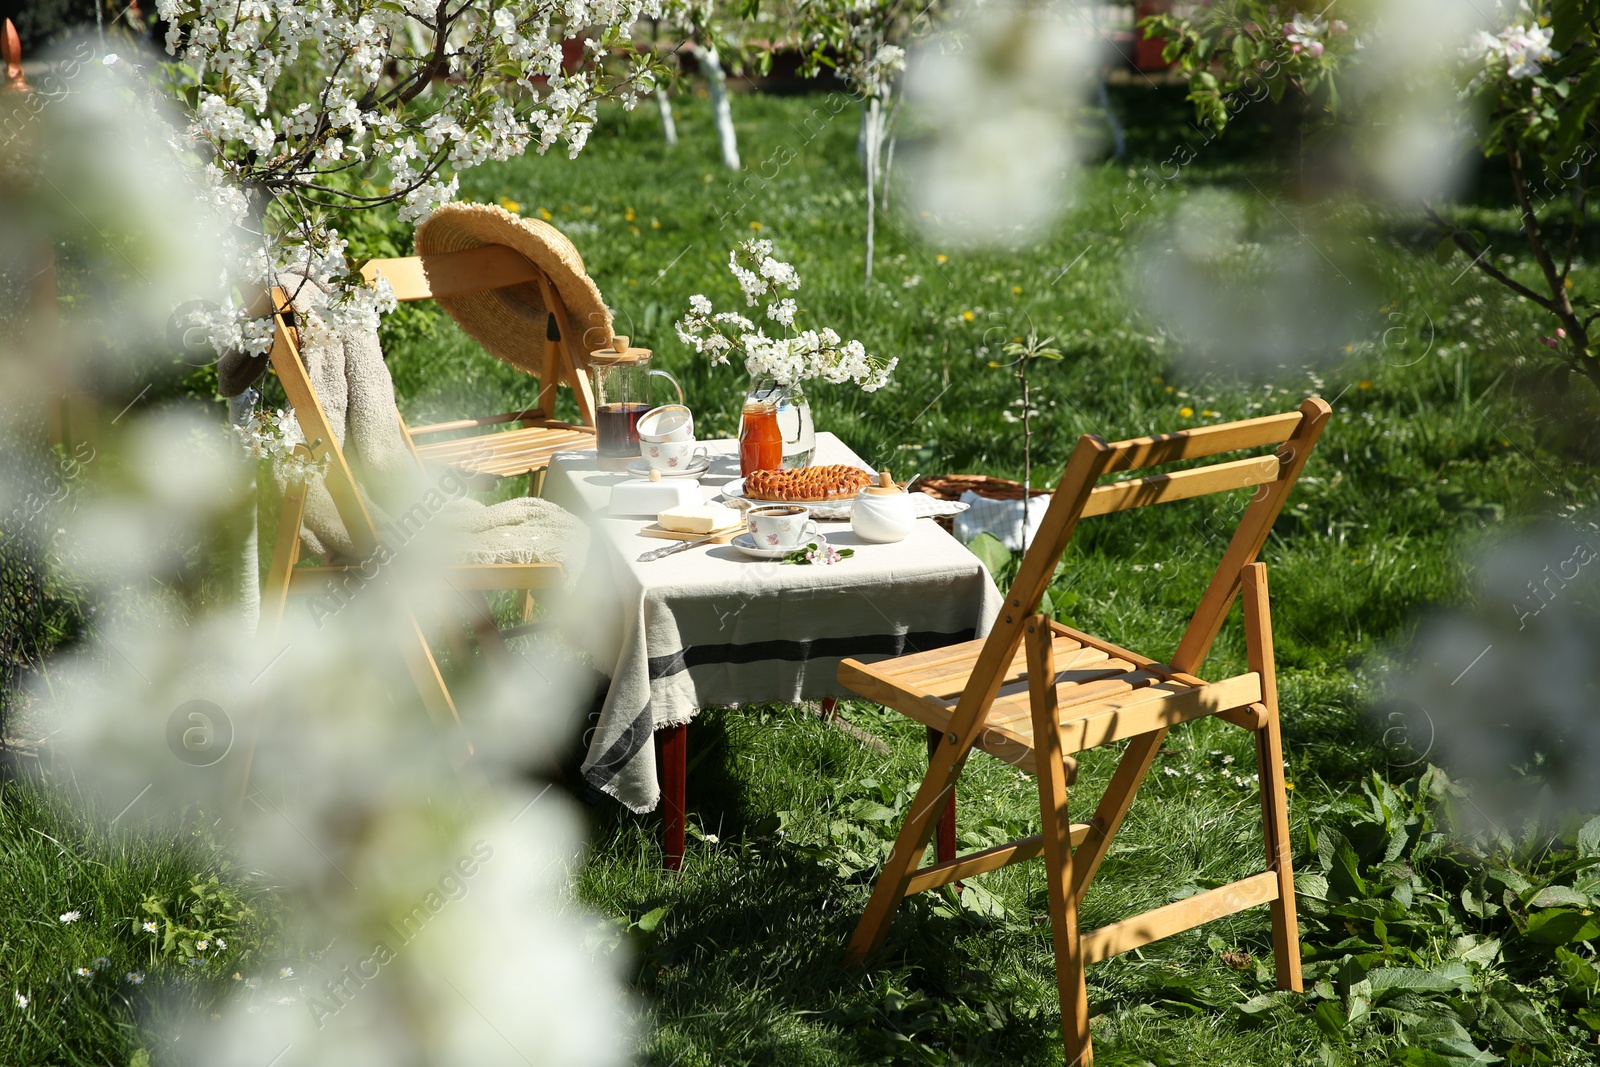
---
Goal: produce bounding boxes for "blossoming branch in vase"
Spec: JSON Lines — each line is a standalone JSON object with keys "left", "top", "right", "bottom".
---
{"left": 674, "top": 240, "right": 897, "bottom": 391}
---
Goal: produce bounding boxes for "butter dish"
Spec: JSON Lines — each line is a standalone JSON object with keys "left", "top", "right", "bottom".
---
{"left": 610, "top": 470, "right": 704, "bottom": 516}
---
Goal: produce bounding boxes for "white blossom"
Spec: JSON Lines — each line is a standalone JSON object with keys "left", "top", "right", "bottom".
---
{"left": 675, "top": 240, "right": 895, "bottom": 390}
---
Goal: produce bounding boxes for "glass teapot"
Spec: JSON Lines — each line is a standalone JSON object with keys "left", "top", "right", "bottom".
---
{"left": 586, "top": 336, "right": 684, "bottom": 460}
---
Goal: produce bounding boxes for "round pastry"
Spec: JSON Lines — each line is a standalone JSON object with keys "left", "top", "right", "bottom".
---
{"left": 745, "top": 465, "right": 875, "bottom": 502}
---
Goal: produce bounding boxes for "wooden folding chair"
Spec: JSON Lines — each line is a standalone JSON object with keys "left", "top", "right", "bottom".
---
{"left": 839, "top": 398, "right": 1332, "bottom": 1064}
{"left": 251, "top": 287, "right": 566, "bottom": 776}
{"left": 359, "top": 244, "right": 598, "bottom": 491}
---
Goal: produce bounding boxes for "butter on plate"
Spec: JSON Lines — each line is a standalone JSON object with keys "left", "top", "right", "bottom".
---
{"left": 657, "top": 503, "right": 742, "bottom": 534}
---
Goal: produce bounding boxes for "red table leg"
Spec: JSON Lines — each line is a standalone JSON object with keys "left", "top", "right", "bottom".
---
{"left": 658, "top": 722, "right": 687, "bottom": 872}
{"left": 926, "top": 726, "right": 957, "bottom": 865}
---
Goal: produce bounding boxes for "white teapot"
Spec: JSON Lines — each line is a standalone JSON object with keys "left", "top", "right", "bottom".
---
{"left": 851, "top": 470, "right": 916, "bottom": 543}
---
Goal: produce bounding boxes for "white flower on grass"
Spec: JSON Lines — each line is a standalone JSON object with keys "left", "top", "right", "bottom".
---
{"left": 216, "top": 937, "right": 227, "bottom": 950}
{"left": 127, "top": 972, "right": 146, "bottom": 985}
{"left": 278, "top": 967, "right": 294, "bottom": 980}
{"left": 75, "top": 967, "right": 93, "bottom": 980}
{"left": 93, "top": 957, "right": 111, "bottom": 969}
{"left": 196, "top": 939, "right": 210, "bottom": 951}
{"left": 59, "top": 911, "right": 81, "bottom": 924}
{"left": 14, "top": 993, "right": 28, "bottom": 1009}
{"left": 141, "top": 921, "right": 158, "bottom": 934}
{"left": 703, "top": 832, "right": 720, "bottom": 844}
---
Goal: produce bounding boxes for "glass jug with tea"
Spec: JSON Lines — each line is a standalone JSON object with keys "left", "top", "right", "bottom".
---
{"left": 586, "top": 336, "right": 684, "bottom": 462}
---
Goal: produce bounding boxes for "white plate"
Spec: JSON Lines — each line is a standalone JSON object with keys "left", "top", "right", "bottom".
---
{"left": 627, "top": 458, "right": 710, "bottom": 479}
{"left": 730, "top": 531, "right": 830, "bottom": 561}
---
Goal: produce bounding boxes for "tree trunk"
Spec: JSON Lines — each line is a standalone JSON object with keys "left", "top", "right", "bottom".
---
{"left": 701, "top": 45, "right": 739, "bottom": 170}
{"left": 655, "top": 85, "right": 678, "bottom": 146}
{"left": 863, "top": 95, "right": 882, "bottom": 289}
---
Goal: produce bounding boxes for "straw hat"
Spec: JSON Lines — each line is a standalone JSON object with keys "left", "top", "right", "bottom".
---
{"left": 413, "top": 202, "right": 613, "bottom": 374}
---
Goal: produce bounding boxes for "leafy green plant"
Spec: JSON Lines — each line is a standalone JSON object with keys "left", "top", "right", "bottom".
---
{"left": 139, "top": 874, "right": 256, "bottom": 969}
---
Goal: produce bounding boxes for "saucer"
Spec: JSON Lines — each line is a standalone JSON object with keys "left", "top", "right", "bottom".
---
{"left": 627, "top": 457, "right": 710, "bottom": 479}
{"left": 730, "top": 531, "right": 830, "bottom": 561}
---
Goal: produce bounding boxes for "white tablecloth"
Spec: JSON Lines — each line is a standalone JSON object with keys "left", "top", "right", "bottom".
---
{"left": 543, "top": 433, "right": 1003, "bottom": 812}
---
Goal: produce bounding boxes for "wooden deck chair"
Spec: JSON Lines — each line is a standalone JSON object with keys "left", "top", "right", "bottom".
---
{"left": 358, "top": 244, "right": 598, "bottom": 491}
{"left": 838, "top": 398, "right": 1332, "bottom": 1064}
{"left": 251, "top": 286, "right": 566, "bottom": 777}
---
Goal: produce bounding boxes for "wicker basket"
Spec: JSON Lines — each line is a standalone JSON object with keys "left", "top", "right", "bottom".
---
{"left": 918, "top": 475, "right": 1050, "bottom": 532}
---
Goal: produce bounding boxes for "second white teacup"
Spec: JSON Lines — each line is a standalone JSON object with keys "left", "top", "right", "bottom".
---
{"left": 641, "top": 438, "right": 708, "bottom": 471}
{"left": 746, "top": 504, "right": 819, "bottom": 550}
{"left": 638, "top": 404, "right": 694, "bottom": 443}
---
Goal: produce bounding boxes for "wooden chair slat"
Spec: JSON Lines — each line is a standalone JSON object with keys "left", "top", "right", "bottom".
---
{"left": 1101, "top": 409, "right": 1304, "bottom": 472}
{"left": 1082, "top": 453, "right": 1282, "bottom": 517}
{"left": 360, "top": 246, "right": 541, "bottom": 301}
{"left": 1079, "top": 871, "right": 1280, "bottom": 966}
{"left": 903, "top": 824, "right": 1094, "bottom": 896}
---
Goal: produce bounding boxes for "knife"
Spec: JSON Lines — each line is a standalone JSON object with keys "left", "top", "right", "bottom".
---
{"left": 638, "top": 531, "right": 726, "bottom": 562}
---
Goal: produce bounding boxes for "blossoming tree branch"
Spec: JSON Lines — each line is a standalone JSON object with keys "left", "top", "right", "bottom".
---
{"left": 154, "top": 0, "right": 684, "bottom": 355}
{"left": 1146, "top": 0, "right": 1600, "bottom": 394}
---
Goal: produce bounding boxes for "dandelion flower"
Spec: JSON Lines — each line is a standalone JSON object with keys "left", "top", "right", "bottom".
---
{"left": 59, "top": 911, "right": 81, "bottom": 924}
{"left": 749, "top": 221, "right": 763, "bottom": 230}
{"left": 1011, "top": 285, "right": 1022, "bottom": 294}
{"left": 1357, "top": 379, "right": 1372, "bottom": 390}
{"left": 961, "top": 310, "right": 974, "bottom": 322}
{"left": 537, "top": 207, "right": 553, "bottom": 220}
{"left": 497, "top": 196, "right": 521, "bottom": 213}
{"left": 1179, "top": 406, "right": 1194, "bottom": 418}
{"left": 935, "top": 253, "right": 948, "bottom": 264}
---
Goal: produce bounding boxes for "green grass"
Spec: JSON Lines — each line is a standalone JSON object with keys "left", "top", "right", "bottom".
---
{"left": 7, "top": 86, "right": 1600, "bottom": 1064}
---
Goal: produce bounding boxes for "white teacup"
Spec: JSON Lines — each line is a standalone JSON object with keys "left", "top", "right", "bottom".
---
{"left": 746, "top": 504, "right": 819, "bottom": 550}
{"left": 641, "top": 438, "right": 708, "bottom": 471}
{"left": 638, "top": 404, "right": 694, "bottom": 443}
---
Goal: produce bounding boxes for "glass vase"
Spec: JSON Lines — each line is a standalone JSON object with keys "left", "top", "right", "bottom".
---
{"left": 740, "top": 378, "right": 814, "bottom": 471}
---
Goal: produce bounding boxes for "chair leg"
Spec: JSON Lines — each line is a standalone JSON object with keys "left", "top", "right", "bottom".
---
{"left": 846, "top": 721, "right": 974, "bottom": 963}
{"left": 1242, "top": 562, "right": 1303, "bottom": 992}
{"left": 925, "top": 726, "right": 958, "bottom": 866}
{"left": 1027, "top": 615, "right": 1093, "bottom": 1065}
{"left": 1256, "top": 713, "right": 1302, "bottom": 991}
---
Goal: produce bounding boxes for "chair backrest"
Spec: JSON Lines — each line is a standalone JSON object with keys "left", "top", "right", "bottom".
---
{"left": 359, "top": 244, "right": 597, "bottom": 425}
{"left": 952, "top": 398, "right": 1331, "bottom": 728}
